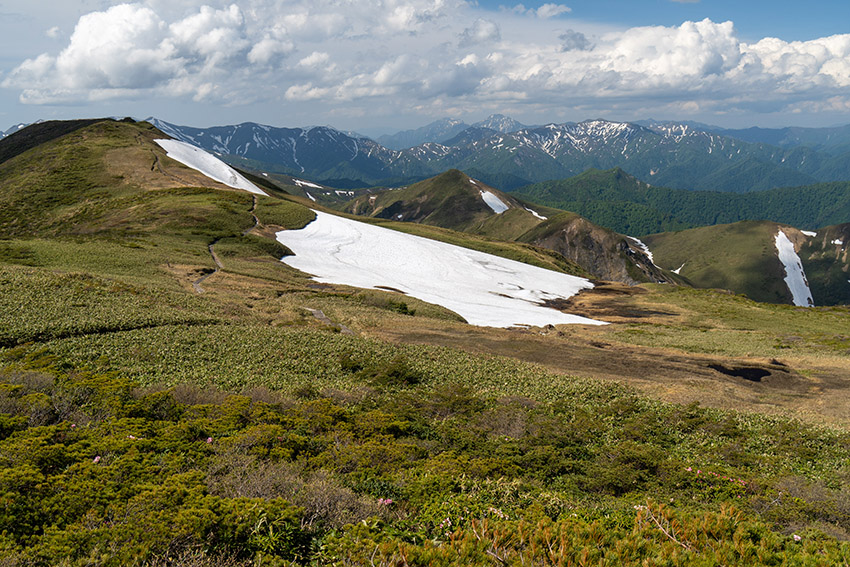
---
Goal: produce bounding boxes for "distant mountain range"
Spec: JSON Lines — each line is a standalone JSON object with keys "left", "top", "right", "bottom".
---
{"left": 0, "top": 123, "right": 31, "bottom": 140}
{"left": 377, "top": 114, "right": 528, "bottom": 149}
{"left": 148, "top": 116, "right": 850, "bottom": 193}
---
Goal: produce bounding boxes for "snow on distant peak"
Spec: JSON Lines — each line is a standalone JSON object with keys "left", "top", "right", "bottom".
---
{"left": 800, "top": 230, "right": 817, "bottom": 237}
{"left": 155, "top": 139, "right": 266, "bottom": 196}
{"left": 276, "top": 211, "right": 604, "bottom": 328}
{"left": 775, "top": 230, "right": 814, "bottom": 307}
{"left": 479, "top": 190, "right": 509, "bottom": 214}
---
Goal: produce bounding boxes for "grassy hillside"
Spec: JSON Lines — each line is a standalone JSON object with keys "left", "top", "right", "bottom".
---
{"left": 642, "top": 221, "right": 794, "bottom": 305}
{"left": 514, "top": 168, "right": 850, "bottom": 237}
{"left": 2, "top": 120, "right": 850, "bottom": 565}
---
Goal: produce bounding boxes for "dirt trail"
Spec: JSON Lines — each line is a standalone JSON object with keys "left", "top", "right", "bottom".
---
{"left": 243, "top": 195, "right": 259, "bottom": 236}
{"left": 305, "top": 308, "right": 354, "bottom": 335}
{"left": 193, "top": 195, "right": 258, "bottom": 294}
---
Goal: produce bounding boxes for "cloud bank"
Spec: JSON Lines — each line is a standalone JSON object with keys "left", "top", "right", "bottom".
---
{"left": 3, "top": 0, "right": 850, "bottom": 122}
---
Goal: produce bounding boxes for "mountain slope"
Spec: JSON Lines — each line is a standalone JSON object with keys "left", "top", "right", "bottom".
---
{"left": 376, "top": 118, "right": 468, "bottom": 149}
{"left": 343, "top": 169, "right": 680, "bottom": 285}
{"left": 516, "top": 167, "right": 850, "bottom": 236}
{"left": 4, "top": 118, "right": 850, "bottom": 566}
{"left": 642, "top": 221, "right": 822, "bottom": 305}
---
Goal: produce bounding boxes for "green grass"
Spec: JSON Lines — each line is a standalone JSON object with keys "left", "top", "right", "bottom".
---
{"left": 644, "top": 221, "right": 792, "bottom": 304}
{"left": 609, "top": 285, "right": 850, "bottom": 358}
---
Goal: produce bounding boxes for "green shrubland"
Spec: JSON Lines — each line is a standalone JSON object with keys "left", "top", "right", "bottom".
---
{"left": 2, "top": 359, "right": 850, "bottom": 565}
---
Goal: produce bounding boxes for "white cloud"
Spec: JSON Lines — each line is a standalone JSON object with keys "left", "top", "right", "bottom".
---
{"left": 45, "top": 26, "right": 61, "bottom": 39}
{"left": 460, "top": 18, "right": 500, "bottom": 46}
{"left": 534, "top": 4, "right": 571, "bottom": 19}
{"left": 3, "top": 2, "right": 850, "bottom": 124}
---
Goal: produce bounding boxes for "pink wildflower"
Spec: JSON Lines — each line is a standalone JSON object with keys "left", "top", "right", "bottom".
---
{"left": 206, "top": 437, "right": 213, "bottom": 444}
{"left": 685, "top": 467, "right": 692, "bottom": 472}
{"left": 793, "top": 534, "right": 802, "bottom": 542}
{"left": 93, "top": 456, "right": 101, "bottom": 464}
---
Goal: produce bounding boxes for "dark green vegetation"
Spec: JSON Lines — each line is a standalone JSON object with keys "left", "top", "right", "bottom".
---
{"left": 2, "top": 119, "right": 850, "bottom": 565}
{"left": 4, "top": 356, "right": 850, "bottom": 566}
{"left": 514, "top": 168, "right": 850, "bottom": 237}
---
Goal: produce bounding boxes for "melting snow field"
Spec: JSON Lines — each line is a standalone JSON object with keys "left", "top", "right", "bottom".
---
{"left": 155, "top": 139, "right": 266, "bottom": 196}
{"left": 775, "top": 231, "right": 814, "bottom": 307}
{"left": 479, "top": 190, "right": 510, "bottom": 214}
{"left": 277, "top": 212, "right": 605, "bottom": 328}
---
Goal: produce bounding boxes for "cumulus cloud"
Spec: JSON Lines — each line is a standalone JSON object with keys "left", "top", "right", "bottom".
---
{"left": 559, "top": 29, "right": 592, "bottom": 51}
{"left": 460, "top": 19, "right": 500, "bottom": 46}
{"left": 510, "top": 3, "right": 571, "bottom": 19}
{"left": 535, "top": 4, "right": 571, "bottom": 19}
{"left": 3, "top": 2, "right": 850, "bottom": 123}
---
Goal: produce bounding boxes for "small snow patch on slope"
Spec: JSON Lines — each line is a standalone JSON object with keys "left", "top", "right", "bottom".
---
{"left": 525, "top": 207, "right": 547, "bottom": 221}
{"left": 294, "top": 178, "right": 323, "bottom": 189}
{"left": 775, "top": 231, "right": 814, "bottom": 307}
{"left": 673, "top": 262, "right": 685, "bottom": 275}
{"left": 480, "top": 190, "right": 510, "bottom": 214}
{"left": 277, "top": 211, "right": 604, "bottom": 328}
{"left": 155, "top": 139, "right": 266, "bottom": 196}
{"left": 800, "top": 230, "right": 817, "bottom": 237}
{"left": 628, "top": 237, "right": 659, "bottom": 268}
{"left": 832, "top": 239, "right": 844, "bottom": 246}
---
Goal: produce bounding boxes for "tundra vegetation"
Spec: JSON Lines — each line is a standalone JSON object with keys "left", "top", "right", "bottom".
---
{"left": 1, "top": 120, "right": 850, "bottom": 565}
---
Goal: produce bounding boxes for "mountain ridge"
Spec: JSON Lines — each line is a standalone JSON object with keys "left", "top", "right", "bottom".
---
{"left": 149, "top": 116, "right": 850, "bottom": 193}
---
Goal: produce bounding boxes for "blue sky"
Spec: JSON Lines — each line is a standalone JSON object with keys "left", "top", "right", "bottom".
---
{"left": 476, "top": 1, "right": 850, "bottom": 43}
{"left": 1, "top": 1, "right": 850, "bottom": 134}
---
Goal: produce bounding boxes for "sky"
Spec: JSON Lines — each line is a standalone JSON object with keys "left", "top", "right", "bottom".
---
{"left": 1, "top": 0, "right": 850, "bottom": 135}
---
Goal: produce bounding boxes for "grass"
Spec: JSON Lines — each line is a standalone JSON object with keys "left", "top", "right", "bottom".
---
{"left": 644, "top": 221, "right": 791, "bottom": 304}
{"left": 4, "top": 119, "right": 850, "bottom": 564}
{"left": 606, "top": 285, "right": 850, "bottom": 359}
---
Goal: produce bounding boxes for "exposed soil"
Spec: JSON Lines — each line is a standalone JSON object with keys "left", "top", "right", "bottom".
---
{"left": 543, "top": 282, "right": 681, "bottom": 322}
{"left": 365, "top": 284, "right": 850, "bottom": 426}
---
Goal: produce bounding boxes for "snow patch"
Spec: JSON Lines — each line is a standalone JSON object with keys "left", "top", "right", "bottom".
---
{"left": 480, "top": 190, "right": 510, "bottom": 214}
{"left": 154, "top": 139, "right": 266, "bottom": 196}
{"left": 305, "top": 192, "right": 317, "bottom": 202}
{"left": 775, "top": 231, "right": 814, "bottom": 307}
{"left": 832, "top": 239, "right": 844, "bottom": 246}
{"left": 628, "top": 237, "right": 658, "bottom": 268}
{"left": 673, "top": 263, "right": 685, "bottom": 275}
{"left": 294, "top": 178, "right": 323, "bottom": 189}
{"left": 800, "top": 230, "right": 817, "bottom": 237}
{"left": 276, "top": 211, "right": 604, "bottom": 328}
{"left": 525, "top": 207, "right": 547, "bottom": 221}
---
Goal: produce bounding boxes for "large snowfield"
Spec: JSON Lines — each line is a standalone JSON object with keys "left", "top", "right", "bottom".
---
{"left": 775, "top": 231, "right": 814, "bottom": 307}
{"left": 276, "top": 211, "right": 605, "bottom": 328}
{"left": 155, "top": 139, "right": 266, "bottom": 196}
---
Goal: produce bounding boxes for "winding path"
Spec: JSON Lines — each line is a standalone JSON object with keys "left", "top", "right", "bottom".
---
{"left": 193, "top": 195, "right": 258, "bottom": 294}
